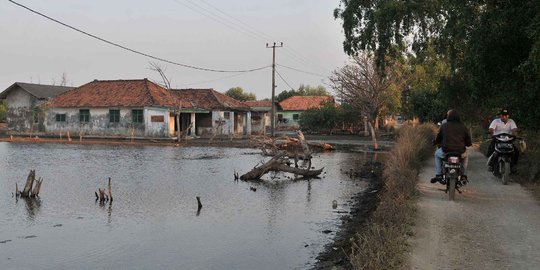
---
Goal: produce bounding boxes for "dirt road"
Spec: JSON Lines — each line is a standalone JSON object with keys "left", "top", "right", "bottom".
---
{"left": 408, "top": 149, "right": 540, "bottom": 270}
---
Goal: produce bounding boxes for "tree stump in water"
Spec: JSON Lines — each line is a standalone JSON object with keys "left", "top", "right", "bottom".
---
{"left": 17, "top": 169, "right": 43, "bottom": 198}
{"left": 95, "top": 177, "right": 113, "bottom": 203}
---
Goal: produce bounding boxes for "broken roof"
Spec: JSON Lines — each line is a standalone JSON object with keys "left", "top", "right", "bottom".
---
{"left": 0, "top": 82, "right": 74, "bottom": 99}
{"left": 172, "top": 88, "right": 250, "bottom": 111}
{"left": 50, "top": 79, "right": 191, "bottom": 108}
{"left": 278, "top": 96, "right": 334, "bottom": 111}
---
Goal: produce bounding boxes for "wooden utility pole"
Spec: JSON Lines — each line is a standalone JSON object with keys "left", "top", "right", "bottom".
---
{"left": 266, "top": 42, "right": 283, "bottom": 137}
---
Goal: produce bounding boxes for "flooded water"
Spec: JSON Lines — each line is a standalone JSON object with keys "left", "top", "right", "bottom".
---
{"left": 0, "top": 142, "right": 376, "bottom": 270}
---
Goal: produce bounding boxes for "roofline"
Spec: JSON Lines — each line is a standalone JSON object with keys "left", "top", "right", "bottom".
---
{"left": 0, "top": 82, "right": 75, "bottom": 99}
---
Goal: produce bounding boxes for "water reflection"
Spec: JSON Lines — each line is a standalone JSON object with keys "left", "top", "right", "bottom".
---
{"left": 0, "top": 143, "right": 380, "bottom": 270}
{"left": 21, "top": 197, "right": 41, "bottom": 221}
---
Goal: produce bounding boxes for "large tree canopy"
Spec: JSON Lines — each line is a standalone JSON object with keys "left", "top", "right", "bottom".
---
{"left": 335, "top": 0, "right": 540, "bottom": 128}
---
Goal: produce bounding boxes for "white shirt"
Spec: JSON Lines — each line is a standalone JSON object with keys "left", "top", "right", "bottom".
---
{"left": 489, "top": 118, "right": 517, "bottom": 135}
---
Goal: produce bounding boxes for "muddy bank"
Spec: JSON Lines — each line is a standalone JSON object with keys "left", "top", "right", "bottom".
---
{"left": 312, "top": 161, "right": 384, "bottom": 270}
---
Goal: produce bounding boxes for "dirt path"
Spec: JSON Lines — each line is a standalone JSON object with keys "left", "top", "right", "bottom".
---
{"left": 408, "top": 149, "right": 540, "bottom": 270}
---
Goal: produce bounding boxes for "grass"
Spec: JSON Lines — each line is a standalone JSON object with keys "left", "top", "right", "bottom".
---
{"left": 348, "top": 123, "right": 436, "bottom": 270}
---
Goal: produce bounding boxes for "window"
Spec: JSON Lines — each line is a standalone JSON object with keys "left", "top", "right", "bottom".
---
{"left": 55, "top": 114, "right": 66, "bottom": 122}
{"left": 223, "top": 112, "right": 230, "bottom": 119}
{"left": 132, "top": 109, "right": 144, "bottom": 123}
{"left": 32, "top": 108, "right": 39, "bottom": 123}
{"left": 109, "top": 109, "right": 120, "bottom": 123}
{"left": 293, "top": 114, "right": 299, "bottom": 120}
{"left": 79, "top": 109, "right": 90, "bottom": 122}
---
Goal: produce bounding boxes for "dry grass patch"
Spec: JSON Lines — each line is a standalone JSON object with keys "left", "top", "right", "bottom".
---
{"left": 349, "top": 124, "right": 436, "bottom": 270}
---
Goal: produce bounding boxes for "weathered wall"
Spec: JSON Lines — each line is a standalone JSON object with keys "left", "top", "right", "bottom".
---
{"left": 6, "top": 88, "right": 34, "bottom": 132}
{"left": 143, "top": 107, "right": 170, "bottom": 137}
{"left": 45, "top": 107, "right": 172, "bottom": 138}
{"left": 251, "top": 112, "right": 269, "bottom": 135}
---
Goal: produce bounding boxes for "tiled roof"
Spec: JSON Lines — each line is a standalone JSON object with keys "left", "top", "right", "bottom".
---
{"left": 50, "top": 79, "right": 191, "bottom": 108}
{"left": 0, "top": 82, "right": 74, "bottom": 99}
{"left": 279, "top": 96, "right": 334, "bottom": 111}
{"left": 172, "top": 89, "right": 250, "bottom": 111}
{"left": 244, "top": 100, "right": 272, "bottom": 108}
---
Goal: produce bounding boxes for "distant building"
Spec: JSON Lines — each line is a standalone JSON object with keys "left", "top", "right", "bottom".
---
{"left": 244, "top": 100, "right": 272, "bottom": 135}
{"left": 171, "top": 89, "right": 251, "bottom": 138}
{"left": 277, "top": 96, "right": 334, "bottom": 128}
{"left": 0, "top": 82, "right": 74, "bottom": 133}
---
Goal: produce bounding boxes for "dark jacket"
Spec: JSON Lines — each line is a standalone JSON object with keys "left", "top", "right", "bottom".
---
{"left": 434, "top": 111, "right": 472, "bottom": 153}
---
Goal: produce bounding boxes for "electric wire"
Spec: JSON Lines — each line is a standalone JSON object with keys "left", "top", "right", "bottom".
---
{"left": 277, "top": 64, "right": 328, "bottom": 78}
{"left": 178, "top": 69, "right": 262, "bottom": 87}
{"left": 275, "top": 68, "right": 295, "bottom": 91}
{"left": 8, "top": 0, "right": 270, "bottom": 73}
{"left": 178, "top": 0, "right": 330, "bottom": 75}
{"left": 171, "top": 0, "right": 263, "bottom": 41}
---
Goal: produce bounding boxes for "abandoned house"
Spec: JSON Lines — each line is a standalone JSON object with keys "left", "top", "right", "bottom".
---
{"left": 244, "top": 100, "right": 272, "bottom": 135}
{"left": 277, "top": 96, "right": 334, "bottom": 129}
{"left": 0, "top": 82, "right": 74, "bottom": 133}
{"left": 44, "top": 79, "right": 194, "bottom": 138}
{"left": 171, "top": 88, "right": 252, "bottom": 138}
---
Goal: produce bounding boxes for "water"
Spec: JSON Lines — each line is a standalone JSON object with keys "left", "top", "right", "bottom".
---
{"left": 0, "top": 142, "right": 375, "bottom": 270}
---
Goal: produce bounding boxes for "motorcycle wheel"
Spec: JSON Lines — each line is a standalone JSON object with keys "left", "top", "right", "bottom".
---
{"left": 448, "top": 176, "right": 456, "bottom": 201}
{"left": 502, "top": 161, "right": 510, "bottom": 185}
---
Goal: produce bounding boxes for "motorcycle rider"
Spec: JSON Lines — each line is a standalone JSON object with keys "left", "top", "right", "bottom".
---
{"left": 431, "top": 109, "right": 472, "bottom": 184}
{"left": 487, "top": 109, "right": 519, "bottom": 174}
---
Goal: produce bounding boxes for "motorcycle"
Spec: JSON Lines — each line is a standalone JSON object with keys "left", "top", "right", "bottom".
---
{"left": 488, "top": 133, "right": 520, "bottom": 185}
{"left": 441, "top": 152, "right": 467, "bottom": 201}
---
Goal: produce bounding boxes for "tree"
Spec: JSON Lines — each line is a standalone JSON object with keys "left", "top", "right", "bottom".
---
{"left": 148, "top": 62, "right": 182, "bottom": 142}
{"left": 225, "top": 87, "right": 256, "bottom": 101}
{"left": 329, "top": 54, "right": 404, "bottom": 149}
{"left": 276, "top": 84, "right": 330, "bottom": 102}
{"left": 334, "top": 0, "right": 540, "bottom": 128}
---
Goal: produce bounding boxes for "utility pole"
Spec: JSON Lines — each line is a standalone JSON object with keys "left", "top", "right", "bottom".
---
{"left": 266, "top": 42, "right": 283, "bottom": 137}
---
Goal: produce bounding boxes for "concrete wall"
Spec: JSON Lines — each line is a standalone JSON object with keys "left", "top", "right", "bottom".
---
{"left": 5, "top": 88, "right": 35, "bottom": 132}
{"left": 251, "top": 112, "right": 269, "bottom": 135}
{"left": 44, "top": 107, "right": 172, "bottom": 138}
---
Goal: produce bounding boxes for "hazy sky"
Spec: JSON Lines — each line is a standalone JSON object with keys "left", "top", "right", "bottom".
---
{"left": 0, "top": 0, "right": 350, "bottom": 99}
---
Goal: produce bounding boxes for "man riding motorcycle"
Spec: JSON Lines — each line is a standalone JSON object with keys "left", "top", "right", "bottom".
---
{"left": 431, "top": 109, "right": 472, "bottom": 184}
{"left": 487, "top": 109, "right": 519, "bottom": 175}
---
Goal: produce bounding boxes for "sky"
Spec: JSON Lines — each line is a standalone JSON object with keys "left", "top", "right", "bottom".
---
{"left": 0, "top": 0, "right": 350, "bottom": 99}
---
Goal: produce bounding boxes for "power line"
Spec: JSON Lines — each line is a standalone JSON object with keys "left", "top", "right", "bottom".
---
{"left": 197, "top": 0, "right": 274, "bottom": 41}
{"left": 275, "top": 68, "right": 295, "bottom": 91}
{"left": 178, "top": 69, "right": 261, "bottom": 87}
{"left": 277, "top": 64, "right": 328, "bottom": 78}
{"left": 8, "top": 0, "right": 269, "bottom": 73}
{"left": 176, "top": 0, "right": 331, "bottom": 75}
{"left": 172, "top": 0, "right": 264, "bottom": 41}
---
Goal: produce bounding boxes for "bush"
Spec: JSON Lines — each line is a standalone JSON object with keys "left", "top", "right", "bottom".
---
{"left": 349, "top": 123, "right": 436, "bottom": 269}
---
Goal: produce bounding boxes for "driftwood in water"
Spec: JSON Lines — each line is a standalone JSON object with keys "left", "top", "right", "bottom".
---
{"left": 240, "top": 151, "right": 323, "bottom": 180}
{"left": 251, "top": 132, "right": 333, "bottom": 158}
{"left": 19, "top": 169, "right": 43, "bottom": 198}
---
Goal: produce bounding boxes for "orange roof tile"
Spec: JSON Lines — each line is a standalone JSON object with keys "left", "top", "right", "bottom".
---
{"left": 172, "top": 89, "right": 250, "bottom": 111}
{"left": 278, "top": 96, "right": 334, "bottom": 111}
{"left": 244, "top": 100, "right": 272, "bottom": 108}
{"left": 50, "top": 79, "right": 191, "bottom": 108}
